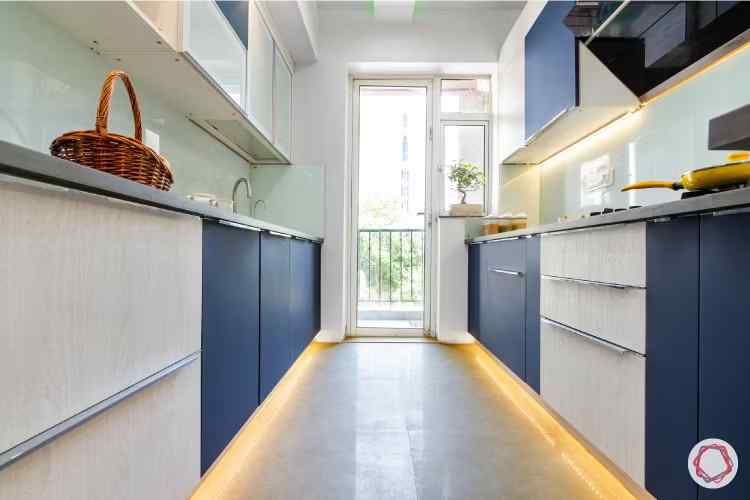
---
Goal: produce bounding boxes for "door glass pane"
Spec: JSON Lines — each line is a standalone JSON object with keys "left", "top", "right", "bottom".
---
{"left": 441, "top": 79, "right": 491, "bottom": 113}
{"left": 443, "top": 124, "right": 486, "bottom": 212}
{"left": 357, "top": 86, "right": 427, "bottom": 330}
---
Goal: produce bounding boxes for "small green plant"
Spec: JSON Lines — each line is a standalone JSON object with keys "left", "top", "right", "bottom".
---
{"left": 448, "top": 160, "right": 485, "bottom": 204}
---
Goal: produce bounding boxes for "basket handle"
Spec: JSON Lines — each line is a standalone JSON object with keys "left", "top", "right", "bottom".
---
{"left": 95, "top": 70, "right": 143, "bottom": 142}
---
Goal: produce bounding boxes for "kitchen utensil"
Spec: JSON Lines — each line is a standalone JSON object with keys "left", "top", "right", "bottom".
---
{"left": 50, "top": 70, "right": 173, "bottom": 191}
{"left": 621, "top": 153, "right": 750, "bottom": 193}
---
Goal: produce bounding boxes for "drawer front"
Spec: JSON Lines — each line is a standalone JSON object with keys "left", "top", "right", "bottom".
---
{"left": 484, "top": 238, "right": 525, "bottom": 272}
{"left": 541, "top": 319, "right": 645, "bottom": 484}
{"left": 540, "top": 276, "right": 646, "bottom": 354}
{"left": 541, "top": 223, "right": 646, "bottom": 287}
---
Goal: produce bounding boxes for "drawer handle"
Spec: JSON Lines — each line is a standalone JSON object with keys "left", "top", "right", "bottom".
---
{"left": 268, "top": 230, "right": 292, "bottom": 239}
{"left": 541, "top": 275, "right": 635, "bottom": 290}
{"left": 490, "top": 268, "right": 524, "bottom": 277}
{"left": 541, "top": 317, "right": 629, "bottom": 355}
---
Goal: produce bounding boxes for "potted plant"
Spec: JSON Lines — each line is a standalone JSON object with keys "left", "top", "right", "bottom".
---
{"left": 447, "top": 160, "right": 485, "bottom": 216}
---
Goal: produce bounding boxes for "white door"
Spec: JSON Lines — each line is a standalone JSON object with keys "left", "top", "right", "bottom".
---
{"left": 350, "top": 80, "right": 433, "bottom": 336}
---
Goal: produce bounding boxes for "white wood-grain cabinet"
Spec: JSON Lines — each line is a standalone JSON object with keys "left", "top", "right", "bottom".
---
{"left": 0, "top": 181, "right": 201, "bottom": 454}
{"left": 541, "top": 319, "right": 646, "bottom": 484}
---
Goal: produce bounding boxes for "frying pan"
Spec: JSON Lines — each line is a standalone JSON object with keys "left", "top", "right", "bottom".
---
{"left": 622, "top": 153, "right": 750, "bottom": 192}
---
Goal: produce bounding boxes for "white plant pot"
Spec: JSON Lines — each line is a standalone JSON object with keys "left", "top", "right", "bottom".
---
{"left": 449, "top": 203, "right": 483, "bottom": 216}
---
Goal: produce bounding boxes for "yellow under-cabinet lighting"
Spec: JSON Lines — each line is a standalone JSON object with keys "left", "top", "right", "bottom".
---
{"left": 190, "top": 342, "right": 324, "bottom": 500}
{"left": 470, "top": 343, "right": 651, "bottom": 500}
{"left": 537, "top": 35, "right": 750, "bottom": 169}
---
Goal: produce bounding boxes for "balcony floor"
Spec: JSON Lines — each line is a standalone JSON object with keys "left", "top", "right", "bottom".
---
{"left": 192, "top": 341, "right": 638, "bottom": 500}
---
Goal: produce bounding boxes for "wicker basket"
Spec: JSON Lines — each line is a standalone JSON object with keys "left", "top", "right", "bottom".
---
{"left": 51, "top": 70, "right": 173, "bottom": 191}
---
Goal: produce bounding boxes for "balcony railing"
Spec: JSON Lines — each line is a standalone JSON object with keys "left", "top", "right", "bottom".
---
{"left": 357, "top": 229, "right": 424, "bottom": 304}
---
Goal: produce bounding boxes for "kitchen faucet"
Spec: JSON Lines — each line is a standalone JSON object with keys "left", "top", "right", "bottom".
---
{"left": 253, "top": 199, "right": 267, "bottom": 217}
{"left": 232, "top": 177, "right": 252, "bottom": 214}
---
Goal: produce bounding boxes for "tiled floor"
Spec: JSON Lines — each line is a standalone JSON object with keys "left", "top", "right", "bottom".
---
{"left": 193, "top": 342, "right": 638, "bottom": 500}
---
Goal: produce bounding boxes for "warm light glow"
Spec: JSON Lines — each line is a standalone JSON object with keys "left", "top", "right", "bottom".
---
{"left": 538, "top": 35, "right": 750, "bottom": 169}
{"left": 190, "top": 342, "right": 324, "bottom": 499}
{"left": 470, "top": 344, "right": 645, "bottom": 500}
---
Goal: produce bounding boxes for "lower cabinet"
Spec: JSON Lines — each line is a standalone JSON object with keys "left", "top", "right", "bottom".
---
{"left": 472, "top": 236, "right": 540, "bottom": 391}
{"left": 201, "top": 221, "right": 261, "bottom": 474}
{"left": 290, "top": 238, "right": 320, "bottom": 356}
{"left": 260, "top": 232, "right": 292, "bottom": 401}
{"left": 541, "top": 319, "right": 646, "bottom": 484}
{"left": 699, "top": 212, "right": 750, "bottom": 500}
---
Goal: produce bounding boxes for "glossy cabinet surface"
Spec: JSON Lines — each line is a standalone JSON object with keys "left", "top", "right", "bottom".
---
{"left": 183, "top": 0, "right": 246, "bottom": 107}
{"left": 290, "top": 239, "right": 319, "bottom": 356}
{"left": 248, "top": 1, "right": 275, "bottom": 137}
{"left": 524, "top": 1, "right": 577, "bottom": 140}
{"left": 216, "top": 0, "right": 249, "bottom": 48}
{"left": 467, "top": 243, "right": 482, "bottom": 340}
{"left": 524, "top": 236, "right": 541, "bottom": 393}
{"left": 201, "top": 221, "right": 260, "bottom": 474}
{"left": 260, "top": 232, "right": 292, "bottom": 401}
{"left": 699, "top": 212, "right": 750, "bottom": 499}
{"left": 273, "top": 47, "right": 293, "bottom": 156}
{"left": 646, "top": 218, "right": 699, "bottom": 500}
{"left": 484, "top": 263, "right": 526, "bottom": 378}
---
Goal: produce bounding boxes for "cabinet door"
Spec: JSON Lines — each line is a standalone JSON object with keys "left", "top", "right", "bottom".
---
{"left": 290, "top": 239, "right": 316, "bottom": 358}
{"left": 248, "top": 1, "right": 275, "bottom": 138}
{"left": 260, "top": 232, "right": 291, "bottom": 402}
{"left": 541, "top": 319, "right": 646, "bottom": 484}
{"left": 216, "top": 0, "right": 249, "bottom": 48}
{"left": 483, "top": 264, "right": 526, "bottom": 379}
{"left": 524, "top": 236, "right": 540, "bottom": 393}
{"left": 201, "top": 221, "right": 260, "bottom": 474}
{"left": 524, "top": 1, "right": 577, "bottom": 141}
{"left": 182, "top": 0, "right": 246, "bottom": 107}
{"left": 273, "top": 47, "right": 292, "bottom": 157}
{"left": 468, "top": 243, "right": 482, "bottom": 340}
{"left": 699, "top": 212, "right": 750, "bottom": 499}
{"left": 646, "top": 218, "right": 699, "bottom": 500}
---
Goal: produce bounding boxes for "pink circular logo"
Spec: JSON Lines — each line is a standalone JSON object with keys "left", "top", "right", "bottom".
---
{"left": 688, "top": 439, "right": 739, "bottom": 489}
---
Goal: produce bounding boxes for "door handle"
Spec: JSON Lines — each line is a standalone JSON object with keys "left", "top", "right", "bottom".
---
{"left": 541, "top": 275, "right": 633, "bottom": 290}
{"left": 489, "top": 268, "right": 524, "bottom": 277}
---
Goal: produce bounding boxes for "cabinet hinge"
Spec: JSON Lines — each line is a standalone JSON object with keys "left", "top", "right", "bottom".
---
{"left": 429, "top": 127, "right": 433, "bottom": 142}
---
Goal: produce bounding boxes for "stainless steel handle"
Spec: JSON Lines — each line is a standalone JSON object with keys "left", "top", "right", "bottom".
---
{"left": 490, "top": 268, "right": 524, "bottom": 277}
{"left": 541, "top": 317, "right": 629, "bottom": 355}
{"left": 219, "top": 220, "right": 261, "bottom": 232}
{"left": 541, "top": 275, "right": 631, "bottom": 290}
{"left": 268, "top": 230, "right": 292, "bottom": 239}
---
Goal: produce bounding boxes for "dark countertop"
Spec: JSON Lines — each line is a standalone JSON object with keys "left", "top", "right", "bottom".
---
{"left": 471, "top": 187, "right": 750, "bottom": 243}
{"left": 0, "top": 140, "right": 323, "bottom": 243}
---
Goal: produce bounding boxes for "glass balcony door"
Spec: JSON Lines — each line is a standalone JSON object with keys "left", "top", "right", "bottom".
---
{"left": 351, "top": 81, "right": 432, "bottom": 335}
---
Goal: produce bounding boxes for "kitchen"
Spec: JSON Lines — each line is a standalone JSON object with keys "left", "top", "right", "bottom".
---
{"left": 2, "top": 1, "right": 750, "bottom": 499}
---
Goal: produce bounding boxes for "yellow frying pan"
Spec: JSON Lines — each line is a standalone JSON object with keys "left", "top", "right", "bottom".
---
{"left": 622, "top": 153, "right": 750, "bottom": 192}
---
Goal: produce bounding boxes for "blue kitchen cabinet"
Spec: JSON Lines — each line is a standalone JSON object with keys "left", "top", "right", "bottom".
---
{"left": 481, "top": 239, "right": 527, "bottom": 379}
{"left": 698, "top": 212, "right": 750, "bottom": 499}
{"left": 260, "top": 232, "right": 292, "bottom": 402}
{"left": 524, "top": 236, "right": 540, "bottom": 393}
{"left": 646, "top": 218, "right": 700, "bottom": 500}
{"left": 291, "top": 238, "right": 319, "bottom": 356}
{"left": 201, "top": 221, "right": 261, "bottom": 474}
{"left": 468, "top": 242, "right": 482, "bottom": 340}
{"left": 216, "top": 0, "right": 249, "bottom": 48}
{"left": 524, "top": 1, "right": 577, "bottom": 141}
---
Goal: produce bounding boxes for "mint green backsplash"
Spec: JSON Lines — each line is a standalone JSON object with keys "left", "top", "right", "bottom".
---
{"left": 0, "top": 3, "right": 323, "bottom": 236}
{"left": 538, "top": 46, "right": 750, "bottom": 223}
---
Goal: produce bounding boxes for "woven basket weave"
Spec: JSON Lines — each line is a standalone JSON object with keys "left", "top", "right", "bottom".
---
{"left": 50, "top": 70, "right": 173, "bottom": 191}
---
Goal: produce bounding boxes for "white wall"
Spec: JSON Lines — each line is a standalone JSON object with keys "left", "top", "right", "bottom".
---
{"left": 293, "top": 2, "right": 523, "bottom": 341}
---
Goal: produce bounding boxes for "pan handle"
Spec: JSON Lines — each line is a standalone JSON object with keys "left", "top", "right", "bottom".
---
{"left": 621, "top": 181, "right": 679, "bottom": 192}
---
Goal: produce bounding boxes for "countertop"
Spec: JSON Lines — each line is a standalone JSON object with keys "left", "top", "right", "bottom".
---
{"left": 471, "top": 187, "right": 750, "bottom": 243}
{"left": 0, "top": 140, "right": 323, "bottom": 243}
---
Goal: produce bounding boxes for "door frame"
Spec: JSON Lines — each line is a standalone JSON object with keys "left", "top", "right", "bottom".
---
{"left": 348, "top": 79, "right": 435, "bottom": 337}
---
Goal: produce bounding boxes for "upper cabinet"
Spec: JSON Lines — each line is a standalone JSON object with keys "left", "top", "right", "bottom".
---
{"left": 273, "top": 47, "right": 293, "bottom": 157}
{"left": 248, "top": 1, "right": 275, "bottom": 139}
{"left": 505, "top": 1, "right": 638, "bottom": 165}
{"left": 524, "top": 1, "right": 578, "bottom": 143}
{"left": 34, "top": 0, "right": 293, "bottom": 165}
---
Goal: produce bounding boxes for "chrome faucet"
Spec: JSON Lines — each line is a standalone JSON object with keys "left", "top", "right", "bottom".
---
{"left": 232, "top": 177, "right": 252, "bottom": 214}
{"left": 253, "top": 199, "right": 267, "bottom": 217}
